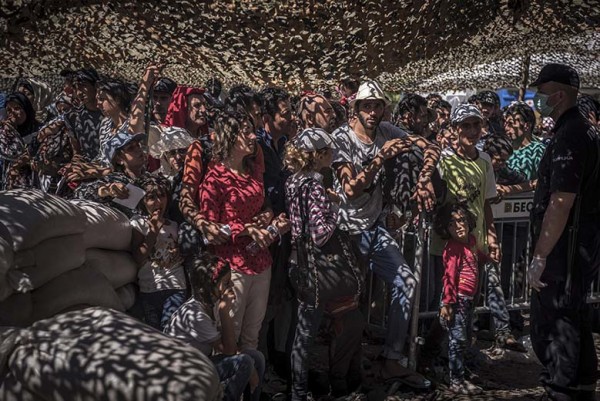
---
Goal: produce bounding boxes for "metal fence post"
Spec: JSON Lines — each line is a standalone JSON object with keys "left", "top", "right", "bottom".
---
{"left": 408, "top": 213, "right": 426, "bottom": 370}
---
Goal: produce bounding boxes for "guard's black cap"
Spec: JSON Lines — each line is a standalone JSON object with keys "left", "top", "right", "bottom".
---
{"left": 529, "top": 63, "right": 580, "bottom": 89}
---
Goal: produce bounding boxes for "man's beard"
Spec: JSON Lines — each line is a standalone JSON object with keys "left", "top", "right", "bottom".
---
{"left": 357, "top": 113, "right": 381, "bottom": 130}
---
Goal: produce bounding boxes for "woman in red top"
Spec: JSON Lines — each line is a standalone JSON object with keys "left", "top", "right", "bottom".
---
{"left": 199, "top": 110, "right": 281, "bottom": 350}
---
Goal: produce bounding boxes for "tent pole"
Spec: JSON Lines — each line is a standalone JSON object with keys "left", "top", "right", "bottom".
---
{"left": 518, "top": 54, "right": 531, "bottom": 101}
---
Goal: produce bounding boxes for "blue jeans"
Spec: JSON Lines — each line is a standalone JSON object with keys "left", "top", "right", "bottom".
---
{"left": 211, "top": 349, "right": 265, "bottom": 401}
{"left": 483, "top": 263, "right": 511, "bottom": 337}
{"left": 140, "top": 289, "right": 186, "bottom": 330}
{"left": 352, "top": 223, "right": 416, "bottom": 360}
{"left": 212, "top": 353, "right": 253, "bottom": 401}
{"left": 446, "top": 297, "right": 474, "bottom": 385}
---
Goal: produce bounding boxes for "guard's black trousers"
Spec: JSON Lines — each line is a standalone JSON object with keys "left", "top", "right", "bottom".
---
{"left": 530, "top": 219, "right": 600, "bottom": 401}
{"left": 530, "top": 280, "right": 598, "bottom": 401}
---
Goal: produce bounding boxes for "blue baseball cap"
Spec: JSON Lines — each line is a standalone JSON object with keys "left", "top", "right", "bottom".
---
{"left": 104, "top": 131, "right": 146, "bottom": 164}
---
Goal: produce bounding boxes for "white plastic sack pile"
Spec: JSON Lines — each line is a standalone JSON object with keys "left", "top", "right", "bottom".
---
{"left": 0, "top": 189, "right": 87, "bottom": 309}
{"left": 0, "top": 190, "right": 139, "bottom": 325}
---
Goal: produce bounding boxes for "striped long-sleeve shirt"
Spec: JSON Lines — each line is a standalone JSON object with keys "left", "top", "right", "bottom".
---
{"left": 285, "top": 171, "right": 339, "bottom": 247}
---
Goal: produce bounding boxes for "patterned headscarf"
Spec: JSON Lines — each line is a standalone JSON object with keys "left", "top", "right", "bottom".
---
{"left": 163, "top": 86, "right": 208, "bottom": 137}
{"left": 5, "top": 92, "right": 38, "bottom": 136}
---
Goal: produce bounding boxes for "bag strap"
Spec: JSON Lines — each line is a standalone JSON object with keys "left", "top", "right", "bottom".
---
{"left": 296, "top": 177, "right": 317, "bottom": 241}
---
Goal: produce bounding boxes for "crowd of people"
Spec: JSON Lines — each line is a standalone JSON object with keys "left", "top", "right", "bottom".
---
{"left": 1, "top": 62, "right": 600, "bottom": 401}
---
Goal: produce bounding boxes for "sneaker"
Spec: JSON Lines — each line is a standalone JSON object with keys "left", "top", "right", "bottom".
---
{"left": 449, "top": 379, "right": 483, "bottom": 395}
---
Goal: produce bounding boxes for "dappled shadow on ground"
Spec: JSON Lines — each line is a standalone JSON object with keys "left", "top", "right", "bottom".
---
{"left": 306, "top": 334, "right": 600, "bottom": 401}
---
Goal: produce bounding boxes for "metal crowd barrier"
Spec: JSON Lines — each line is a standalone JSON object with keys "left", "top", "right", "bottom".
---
{"left": 366, "top": 192, "right": 538, "bottom": 332}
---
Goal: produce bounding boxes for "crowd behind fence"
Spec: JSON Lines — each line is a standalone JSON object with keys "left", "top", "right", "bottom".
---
{"left": 365, "top": 191, "right": 600, "bottom": 334}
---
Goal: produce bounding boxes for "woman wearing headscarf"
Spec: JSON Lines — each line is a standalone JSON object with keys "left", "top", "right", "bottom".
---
{"left": 0, "top": 92, "right": 41, "bottom": 189}
{"left": 168, "top": 86, "right": 232, "bottom": 247}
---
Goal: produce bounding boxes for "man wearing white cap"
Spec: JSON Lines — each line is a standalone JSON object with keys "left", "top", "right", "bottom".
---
{"left": 331, "top": 80, "right": 435, "bottom": 389}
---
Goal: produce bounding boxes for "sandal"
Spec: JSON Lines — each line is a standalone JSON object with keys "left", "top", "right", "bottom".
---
{"left": 449, "top": 379, "right": 483, "bottom": 395}
{"left": 497, "top": 335, "right": 527, "bottom": 353}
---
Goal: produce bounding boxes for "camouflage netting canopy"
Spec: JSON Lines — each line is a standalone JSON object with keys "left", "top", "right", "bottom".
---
{"left": 1, "top": 0, "right": 599, "bottom": 92}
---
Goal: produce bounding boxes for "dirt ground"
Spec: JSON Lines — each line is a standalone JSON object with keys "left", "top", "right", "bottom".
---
{"left": 276, "top": 326, "right": 600, "bottom": 401}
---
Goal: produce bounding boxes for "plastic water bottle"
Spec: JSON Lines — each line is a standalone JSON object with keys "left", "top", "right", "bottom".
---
{"left": 203, "top": 224, "right": 231, "bottom": 245}
{"left": 246, "top": 225, "right": 279, "bottom": 255}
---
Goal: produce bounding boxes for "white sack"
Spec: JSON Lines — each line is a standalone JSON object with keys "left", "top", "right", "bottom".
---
{"left": 0, "top": 189, "right": 86, "bottom": 251}
{"left": 115, "top": 283, "right": 137, "bottom": 310}
{"left": 0, "top": 307, "right": 222, "bottom": 401}
{"left": 71, "top": 200, "right": 132, "bottom": 251}
{"left": 31, "top": 265, "right": 123, "bottom": 321}
{"left": 15, "top": 235, "right": 85, "bottom": 290}
{"left": 85, "top": 248, "right": 138, "bottom": 288}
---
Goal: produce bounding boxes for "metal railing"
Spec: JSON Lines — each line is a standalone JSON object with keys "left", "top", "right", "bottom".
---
{"left": 367, "top": 191, "right": 600, "bottom": 337}
{"left": 366, "top": 192, "right": 538, "bottom": 331}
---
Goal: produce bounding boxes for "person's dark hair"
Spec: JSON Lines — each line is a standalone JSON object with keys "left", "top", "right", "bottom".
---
{"left": 439, "top": 100, "right": 452, "bottom": 112}
{"left": 96, "top": 76, "right": 134, "bottom": 113}
{"left": 5, "top": 92, "right": 38, "bottom": 136}
{"left": 331, "top": 100, "right": 347, "bottom": 130}
{"left": 186, "top": 253, "right": 231, "bottom": 308}
{"left": 391, "top": 93, "right": 427, "bottom": 126}
{"left": 503, "top": 102, "right": 536, "bottom": 132}
{"left": 426, "top": 93, "right": 443, "bottom": 108}
{"left": 339, "top": 77, "right": 360, "bottom": 94}
{"left": 226, "top": 85, "right": 262, "bottom": 116}
{"left": 434, "top": 201, "right": 477, "bottom": 240}
{"left": 259, "top": 87, "right": 290, "bottom": 119}
{"left": 467, "top": 94, "right": 479, "bottom": 104}
{"left": 477, "top": 90, "right": 500, "bottom": 106}
{"left": 205, "top": 77, "right": 222, "bottom": 99}
{"left": 212, "top": 108, "right": 256, "bottom": 172}
{"left": 134, "top": 173, "right": 172, "bottom": 215}
{"left": 483, "top": 134, "right": 514, "bottom": 158}
{"left": 578, "top": 94, "right": 600, "bottom": 122}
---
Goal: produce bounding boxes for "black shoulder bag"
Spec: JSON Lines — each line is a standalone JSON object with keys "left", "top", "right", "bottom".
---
{"left": 292, "top": 178, "right": 363, "bottom": 307}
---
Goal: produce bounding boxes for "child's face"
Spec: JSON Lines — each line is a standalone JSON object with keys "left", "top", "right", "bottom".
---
{"left": 315, "top": 147, "right": 333, "bottom": 170}
{"left": 436, "top": 128, "right": 457, "bottom": 149}
{"left": 448, "top": 210, "right": 469, "bottom": 242}
{"left": 490, "top": 150, "right": 510, "bottom": 172}
{"left": 143, "top": 188, "right": 168, "bottom": 216}
{"left": 456, "top": 117, "right": 482, "bottom": 150}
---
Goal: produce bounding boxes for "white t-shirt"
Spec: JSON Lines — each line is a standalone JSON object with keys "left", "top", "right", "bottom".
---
{"left": 331, "top": 122, "right": 405, "bottom": 234}
{"left": 163, "top": 298, "right": 219, "bottom": 356}
{"left": 130, "top": 216, "right": 187, "bottom": 293}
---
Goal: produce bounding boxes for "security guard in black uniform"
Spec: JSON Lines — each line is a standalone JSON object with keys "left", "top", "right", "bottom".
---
{"left": 528, "top": 64, "right": 600, "bottom": 401}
